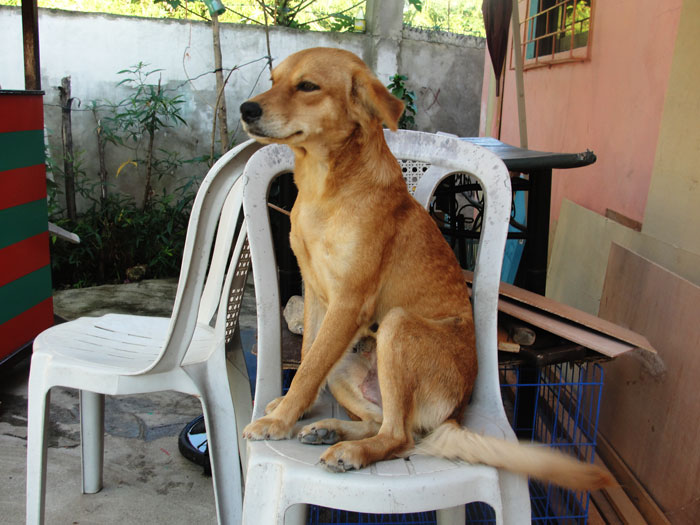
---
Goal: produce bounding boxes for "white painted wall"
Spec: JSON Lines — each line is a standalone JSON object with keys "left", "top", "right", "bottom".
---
{"left": 0, "top": 6, "right": 484, "bottom": 206}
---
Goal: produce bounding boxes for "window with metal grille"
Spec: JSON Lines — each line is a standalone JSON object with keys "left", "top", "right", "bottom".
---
{"left": 518, "top": 0, "right": 593, "bottom": 69}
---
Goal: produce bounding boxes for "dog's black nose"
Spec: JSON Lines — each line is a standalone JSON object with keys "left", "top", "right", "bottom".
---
{"left": 240, "top": 101, "right": 263, "bottom": 123}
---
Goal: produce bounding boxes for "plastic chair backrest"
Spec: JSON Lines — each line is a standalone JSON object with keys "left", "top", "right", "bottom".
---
{"left": 386, "top": 130, "right": 511, "bottom": 417}
{"left": 139, "top": 140, "right": 261, "bottom": 375}
{"left": 243, "top": 130, "right": 511, "bottom": 420}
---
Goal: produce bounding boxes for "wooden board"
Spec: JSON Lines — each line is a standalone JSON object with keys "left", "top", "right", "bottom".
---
{"left": 598, "top": 244, "right": 700, "bottom": 522}
{"left": 496, "top": 297, "right": 635, "bottom": 358}
{"left": 547, "top": 200, "right": 700, "bottom": 316}
{"left": 596, "top": 433, "right": 670, "bottom": 525}
{"left": 465, "top": 271, "right": 652, "bottom": 358}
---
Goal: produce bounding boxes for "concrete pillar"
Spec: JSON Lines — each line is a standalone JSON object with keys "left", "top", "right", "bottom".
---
{"left": 366, "top": 0, "right": 404, "bottom": 39}
{"left": 362, "top": 0, "right": 404, "bottom": 81}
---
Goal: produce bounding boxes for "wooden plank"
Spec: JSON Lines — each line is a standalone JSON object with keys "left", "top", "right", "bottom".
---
{"left": 465, "top": 269, "right": 656, "bottom": 354}
{"left": 587, "top": 496, "right": 608, "bottom": 525}
{"left": 547, "top": 200, "right": 700, "bottom": 315}
{"left": 596, "top": 433, "right": 670, "bottom": 525}
{"left": 597, "top": 469, "right": 649, "bottom": 525}
{"left": 598, "top": 244, "right": 700, "bottom": 522}
{"left": 495, "top": 296, "right": 634, "bottom": 358}
{"left": 22, "top": 0, "right": 41, "bottom": 90}
{"left": 591, "top": 452, "right": 650, "bottom": 524}
{"left": 603, "top": 485, "right": 648, "bottom": 525}
{"left": 605, "top": 208, "right": 642, "bottom": 232}
{"left": 590, "top": 491, "right": 624, "bottom": 525}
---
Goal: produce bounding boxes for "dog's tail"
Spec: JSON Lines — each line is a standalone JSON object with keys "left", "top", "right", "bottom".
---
{"left": 414, "top": 421, "right": 614, "bottom": 491}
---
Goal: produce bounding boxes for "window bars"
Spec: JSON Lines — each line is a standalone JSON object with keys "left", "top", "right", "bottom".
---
{"left": 517, "top": 0, "right": 593, "bottom": 69}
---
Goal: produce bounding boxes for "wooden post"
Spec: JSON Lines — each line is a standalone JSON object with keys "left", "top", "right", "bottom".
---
{"left": 58, "top": 76, "right": 77, "bottom": 221}
{"left": 22, "top": 0, "right": 41, "bottom": 91}
{"left": 510, "top": 0, "right": 528, "bottom": 148}
{"left": 93, "top": 115, "right": 108, "bottom": 205}
{"left": 211, "top": 12, "right": 230, "bottom": 155}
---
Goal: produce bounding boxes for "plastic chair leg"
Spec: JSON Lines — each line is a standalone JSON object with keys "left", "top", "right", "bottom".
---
{"left": 242, "top": 460, "right": 287, "bottom": 525}
{"left": 189, "top": 355, "right": 244, "bottom": 525}
{"left": 226, "top": 335, "right": 253, "bottom": 475}
{"left": 80, "top": 390, "right": 105, "bottom": 494}
{"left": 202, "top": 401, "right": 243, "bottom": 525}
{"left": 284, "top": 503, "right": 308, "bottom": 525}
{"left": 499, "top": 471, "right": 531, "bottom": 525}
{"left": 436, "top": 505, "right": 466, "bottom": 525}
{"left": 26, "top": 378, "right": 50, "bottom": 525}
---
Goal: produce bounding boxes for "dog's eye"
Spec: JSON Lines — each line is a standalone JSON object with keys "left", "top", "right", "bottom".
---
{"left": 297, "top": 81, "right": 320, "bottom": 92}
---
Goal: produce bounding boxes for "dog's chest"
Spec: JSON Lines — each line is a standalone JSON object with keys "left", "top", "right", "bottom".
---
{"left": 290, "top": 202, "right": 357, "bottom": 298}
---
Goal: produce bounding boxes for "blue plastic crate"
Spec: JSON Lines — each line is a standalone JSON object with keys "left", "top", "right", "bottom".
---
{"left": 502, "top": 362, "right": 604, "bottom": 524}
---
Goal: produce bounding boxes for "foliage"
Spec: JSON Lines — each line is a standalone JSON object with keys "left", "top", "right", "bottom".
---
{"left": 205, "top": 0, "right": 367, "bottom": 31}
{"left": 49, "top": 172, "right": 197, "bottom": 288}
{"left": 0, "top": 0, "right": 485, "bottom": 36}
{"left": 46, "top": 65, "right": 202, "bottom": 288}
{"left": 102, "top": 62, "right": 187, "bottom": 210}
{"left": 1, "top": 0, "right": 368, "bottom": 31}
{"left": 564, "top": 0, "right": 591, "bottom": 33}
{"left": 386, "top": 74, "right": 417, "bottom": 130}
{"left": 110, "top": 63, "right": 186, "bottom": 144}
{"left": 403, "top": 0, "right": 485, "bottom": 37}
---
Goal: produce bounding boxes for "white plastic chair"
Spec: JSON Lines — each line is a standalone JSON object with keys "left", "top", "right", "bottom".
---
{"left": 241, "top": 130, "right": 531, "bottom": 525}
{"left": 25, "top": 139, "right": 263, "bottom": 525}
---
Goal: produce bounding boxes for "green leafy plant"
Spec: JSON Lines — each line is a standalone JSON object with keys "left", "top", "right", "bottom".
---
{"left": 46, "top": 64, "right": 204, "bottom": 289}
{"left": 105, "top": 62, "right": 187, "bottom": 210}
{"left": 152, "top": 0, "right": 366, "bottom": 31}
{"left": 386, "top": 74, "right": 417, "bottom": 130}
{"left": 403, "top": 0, "right": 485, "bottom": 37}
{"left": 48, "top": 169, "right": 198, "bottom": 288}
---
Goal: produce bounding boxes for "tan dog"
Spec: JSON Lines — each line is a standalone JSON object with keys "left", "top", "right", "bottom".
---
{"left": 240, "top": 47, "right": 612, "bottom": 490}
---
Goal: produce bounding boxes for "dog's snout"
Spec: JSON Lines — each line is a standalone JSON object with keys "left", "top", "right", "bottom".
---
{"left": 240, "top": 101, "right": 263, "bottom": 123}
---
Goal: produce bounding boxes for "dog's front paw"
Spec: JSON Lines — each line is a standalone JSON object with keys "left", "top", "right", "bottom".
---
{"left": 243, "top": 417, "right": 294, "bottom": 441}
{"left": 298, "top": 424, "right": 340, "bottom": 445}
{"left": 319, "top": 442, "right": 366, "bottom": 472}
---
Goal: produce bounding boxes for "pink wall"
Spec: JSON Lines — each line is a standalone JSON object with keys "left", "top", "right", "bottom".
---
{"left": 483, "top": 0, "right": 682, "bottom": 225}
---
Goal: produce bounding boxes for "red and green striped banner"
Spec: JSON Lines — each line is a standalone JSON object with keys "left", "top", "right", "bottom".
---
{"left": 0, "top": 92, "right": 53, "bottom": 362}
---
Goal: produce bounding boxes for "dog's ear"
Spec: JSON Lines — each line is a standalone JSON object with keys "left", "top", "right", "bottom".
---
{"left": 351, "top": 69, "right": 405, "bottom": 132}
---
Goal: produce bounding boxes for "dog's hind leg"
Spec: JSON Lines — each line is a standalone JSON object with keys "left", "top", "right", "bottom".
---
{"left": 318, "top": 307, "right": 475, "bottom": 472}
{"left": 299, "top": 368, "right": 383, "bottom": 444}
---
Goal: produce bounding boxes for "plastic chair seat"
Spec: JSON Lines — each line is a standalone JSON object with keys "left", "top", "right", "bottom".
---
{"left": 246, "top": 392, "right": 512, "bottom": 517}
{"left": 33, "top": 314, "right": 219, "bottom": 376}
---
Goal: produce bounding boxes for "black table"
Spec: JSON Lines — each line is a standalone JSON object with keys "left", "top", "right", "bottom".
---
{"left": 437, "top": 137, "right": 597, "bottom": 295}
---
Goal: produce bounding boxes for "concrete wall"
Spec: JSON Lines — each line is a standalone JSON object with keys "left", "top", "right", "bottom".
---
{"left": 0, "top": 5, "right": 484, "bottom": 207}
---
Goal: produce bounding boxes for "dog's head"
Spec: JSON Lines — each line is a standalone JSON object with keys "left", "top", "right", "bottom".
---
{"left": 240, "top": 47, "right": 404, "bottom": 149}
